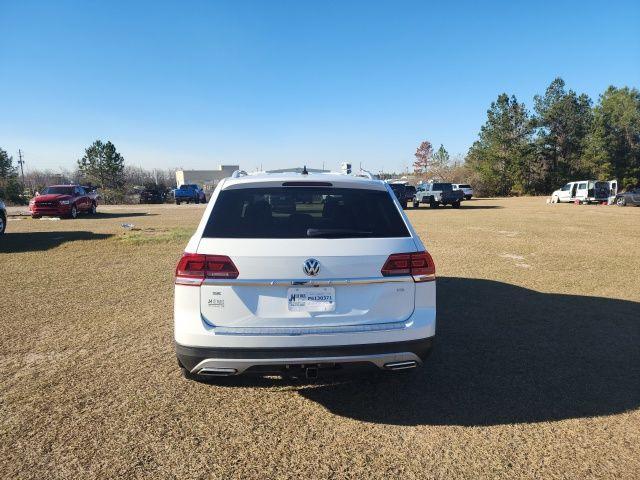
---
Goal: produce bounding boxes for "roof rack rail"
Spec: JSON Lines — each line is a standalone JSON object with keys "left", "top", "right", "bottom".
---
{"left": 357, "top": 168, "right": 375, "bottom": 180}
{"left": 231, "top": 170, "right": 248, "bottom": 178}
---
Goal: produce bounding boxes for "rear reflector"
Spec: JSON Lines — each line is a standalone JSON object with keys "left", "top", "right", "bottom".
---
{"left": 381, "top": 251, "right": 436, "bottom": 282}
{"left": 175, "top": 253, "right": 239, "bottom": 286}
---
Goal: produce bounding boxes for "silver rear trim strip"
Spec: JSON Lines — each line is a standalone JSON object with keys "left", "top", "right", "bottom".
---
{"left": 192, "top": 352, "right": 422, "bottom": 375}
{"left": 213, "top": 320, "right": 407, "bottom": 336}
{"left": 201, "top": 276, "right": 412, "bottom": 287}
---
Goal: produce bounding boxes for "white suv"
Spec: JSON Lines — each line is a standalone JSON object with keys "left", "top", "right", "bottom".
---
{"left": 174, "top": 170, "right": 436, "bottom": 379}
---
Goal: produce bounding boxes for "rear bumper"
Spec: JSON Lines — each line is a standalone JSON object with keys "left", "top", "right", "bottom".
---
{"left": 176, "top": 337, "right": 433, "bottom": 375}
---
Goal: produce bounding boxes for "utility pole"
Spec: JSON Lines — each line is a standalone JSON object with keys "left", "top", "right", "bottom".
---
{"left": 17, "top": 149, "right": 26, "bottom": 187}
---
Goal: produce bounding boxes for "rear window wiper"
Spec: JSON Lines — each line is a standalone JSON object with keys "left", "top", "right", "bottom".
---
{"left": 306, "top": 228, "right": 373, "bottom": 237}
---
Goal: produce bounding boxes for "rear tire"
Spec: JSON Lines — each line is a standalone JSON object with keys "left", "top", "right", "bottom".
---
{"left": 89, "top": 202, "right": 97, "bottom": 215}
{"left": 616, "top": 196, "right": 626, "bottom": 206}
{"left": 176, "top": 200, "right": 181, "bottom": 205}
{"left": 452, "top": 200, "right": 461, "bottom": 208}
{"left": 413, "top": 200, "right": 419, "bottom": 208}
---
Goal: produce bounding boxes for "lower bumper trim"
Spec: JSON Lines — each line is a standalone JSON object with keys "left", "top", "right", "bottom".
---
{"left": 176, "top": 337, "right": 433, "bottom": 375}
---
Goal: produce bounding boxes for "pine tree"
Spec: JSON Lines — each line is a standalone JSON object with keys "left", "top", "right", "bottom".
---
{"left": 0, "top": 148, "right": 16, "bottom": 180}
{"left": 584, "top": 86, "right": 640, "bottom": 187}
{"left": 466, "top": 94, "right": 534, "bottom": 195}
{"left": 532, "top": 78, "right": 593, "bottom": 190}
{"left": 77, "top": 140, "right": 125, "bottom": 189}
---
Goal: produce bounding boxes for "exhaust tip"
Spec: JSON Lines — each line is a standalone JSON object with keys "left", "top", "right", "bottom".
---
{"left": 384, "top": 360, "right": 418, "bottom": 371}
{"left": 197, "top": 367, "right": 237, "bottom": 377}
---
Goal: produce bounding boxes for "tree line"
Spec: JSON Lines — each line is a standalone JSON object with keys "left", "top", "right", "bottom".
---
{"left": 0, "top": 140, "right": 177, "bottom": 204}
{"left": 414, "top": 78, "right": 640, "bottom": 196}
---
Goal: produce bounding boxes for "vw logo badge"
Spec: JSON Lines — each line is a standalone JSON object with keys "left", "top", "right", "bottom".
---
{"left": 303, "top": 258, "right": 320, "bottom": 276}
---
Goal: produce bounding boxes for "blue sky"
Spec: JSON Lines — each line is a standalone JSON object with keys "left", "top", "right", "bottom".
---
{"left": 1, "top": 0, "right": 639, "bottom": 173}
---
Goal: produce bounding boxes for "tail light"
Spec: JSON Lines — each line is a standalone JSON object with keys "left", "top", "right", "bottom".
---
{"left": 381, "top": 251, "right": 435, "bottom": 282}
{"left": 175, "top": 253, "right": 239, "bottom": 286}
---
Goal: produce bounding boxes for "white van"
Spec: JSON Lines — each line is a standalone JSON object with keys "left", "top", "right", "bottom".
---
{"left": 551, "top": 180, "right": 616, "bottom": 204}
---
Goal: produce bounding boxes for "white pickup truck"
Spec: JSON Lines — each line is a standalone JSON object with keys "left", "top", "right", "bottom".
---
{"left": 414, "top": 182, "right": 464, "bottom": 208}
{"left": 452, "top": 183, "right": 473, "bottom": 200}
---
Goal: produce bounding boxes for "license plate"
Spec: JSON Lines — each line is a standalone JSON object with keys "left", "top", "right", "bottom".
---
{"left": 287, "top": 287, "right": 335, "bottom": 312}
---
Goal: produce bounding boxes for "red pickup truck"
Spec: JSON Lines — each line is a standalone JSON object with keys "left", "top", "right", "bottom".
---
{"left": 29, "top": 185, "right": 98, "bottom": 219}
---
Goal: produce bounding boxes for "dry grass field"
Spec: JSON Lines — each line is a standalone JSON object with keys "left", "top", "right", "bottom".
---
{"left": 1, "top": 197, "right": 639, "bottom": 479}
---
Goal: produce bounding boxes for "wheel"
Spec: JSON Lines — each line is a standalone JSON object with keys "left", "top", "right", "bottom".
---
{"left": 0, "top": 215, "right": 5, "bottom": 235}
{"left": 89, "top": 202, "right": 97, "bottom": 215}
{"left": 32, "top": 215, "right": 41, "bottom": 219}
{"left": 616, "top": 196, "right": 626, "bottom": 207}
{"left": 551, "top": 195, "right": 558, "bottom": 204}
{"left": 413, "top": 201, "right": 419, "bottom": 208}
{"left": 68, "top": 204, "right": 78, "bottom": 219}
{"left": 176, "top": 200, "right": 181, "bottom": 205}
{"left": 452, "top": 201, "right": 461, "bottom": 208}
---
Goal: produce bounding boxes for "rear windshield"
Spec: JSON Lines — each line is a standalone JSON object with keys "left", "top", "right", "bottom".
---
{"left": 203, "top": 187, "right": 410, "bottom": 238}
{"left": 432, "top": 183, "right": 453, "bottom": 191}
{"left": 458, "top": 184, "right": 471, "bottom": 189}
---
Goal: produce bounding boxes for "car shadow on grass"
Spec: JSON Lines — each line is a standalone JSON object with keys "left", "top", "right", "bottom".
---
{"left": 92, "top": 212, "right": 158, "bottom": 219}
{"left": 294, "top": 277, "right": 640, "bottom": 426}
{"left": 0, "top": 231, "right": 113, "bottom": 253}
{"left": 409, "top": 205, "right": 502, "bottom": 210}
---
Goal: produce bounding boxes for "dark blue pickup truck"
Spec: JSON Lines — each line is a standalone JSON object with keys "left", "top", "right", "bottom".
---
{"left": 174, "top": 184, "right": 206, "bottom": 205}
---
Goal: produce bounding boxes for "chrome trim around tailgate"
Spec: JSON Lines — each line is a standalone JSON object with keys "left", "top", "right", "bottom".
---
{"left": 200, "top": 276, "right": 413, "bottom": 287}
{"left": 212, "top": 320, "right": 407, "bottom": 336}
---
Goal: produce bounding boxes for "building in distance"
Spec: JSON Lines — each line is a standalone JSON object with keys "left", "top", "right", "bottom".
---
{"left": 175, "top": 166, "right": 240, "bottom": 191}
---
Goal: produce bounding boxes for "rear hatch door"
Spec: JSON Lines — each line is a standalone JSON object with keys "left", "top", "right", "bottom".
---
{"left": 197, "top": 182, "right": 417, "bottom": 328}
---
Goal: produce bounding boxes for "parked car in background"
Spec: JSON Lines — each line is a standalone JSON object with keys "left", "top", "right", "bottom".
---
{"left": 551, "top": 180, "right": 615, "bottom": 204}
{"left": 614, "top": 186, "right": 640, "bottom": 206}
{"left": 414, "top": 182, "right": 463, "bottom": 208}
{"left": 0, "top": 199, "right": 6, "bottom": 235}
{"left": 174, "top": 184, "right": 206, "bottom": 205}
{"left": 405, "top": 185, "right": 417, "bottom": 205}
{"left": 29, "top": 185, "right": 97, "bottom": 219}
{"left": 140, "top": 187, "right": 167, "bottom": 204}
{"left": 389, "top": 183, "right": 411, "bottom": 208}
{"left": 82, "top": 185, "right": 100, "bottom": 203}
{"left": 453, "top": 183, "right": 473, "bottom": 200}
{"left": 175, "top": 170, "right": 436, "bottom": 380}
